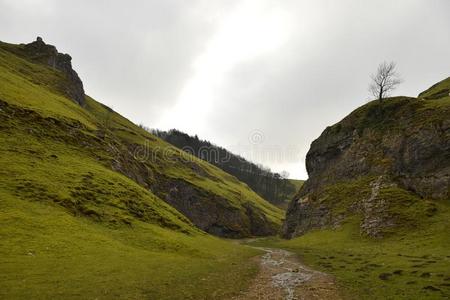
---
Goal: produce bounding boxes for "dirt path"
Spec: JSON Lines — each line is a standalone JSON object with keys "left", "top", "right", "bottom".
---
{"left": 232, "top": 247, "right": 342, "bottom": 300}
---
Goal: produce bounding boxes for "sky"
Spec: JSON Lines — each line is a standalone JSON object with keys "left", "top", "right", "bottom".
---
{"left": 1, "top": 0, "right": 449, "bottom": 179}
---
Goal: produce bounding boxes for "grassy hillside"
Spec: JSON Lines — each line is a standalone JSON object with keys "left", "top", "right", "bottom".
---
{"left": 0, "top": 193, "right": 260, "bottom": 299}
{"left": 0, "top": 39, "right": 279, "bottom": 298}
{"left": 419, "top": 76, "right": 450, "bottom": 100}
{"left": 287, "top": 179, "right": 304, "bottom": 198}
{"left": 0, "top": 40, "right": 283, "bottom": 237}
{"left": 82, "top": 96, "right": 284, "bottom": 236}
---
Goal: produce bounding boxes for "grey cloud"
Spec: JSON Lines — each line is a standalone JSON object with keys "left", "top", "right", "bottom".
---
{"left": 202, "top": 0, "right": 450, "bottom": 178}
{"left": 0, "top": 0, "right": 239, "bottom": 122}
{"left": 1, "top": 0, "right": 449, "bottom": 178}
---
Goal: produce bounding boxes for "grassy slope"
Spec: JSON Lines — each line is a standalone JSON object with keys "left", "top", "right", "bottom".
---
{"left": 419, "top": 76, "right": 450, "bottom": 99}
{"left": 0, "top": 41, "right": 283, "bottom": 228}
{"left": 254, "top": 179, "right": 450, "bottom": 299}
{"left": 252, "top": 199, "right": 450, "bottom": 299}
{"left": 0, "top": 195, "right": 259, "bottom": 299}
{"left": 277, "top": 179, "right": 304, "bottom": 210}
{"left": 256, "top": 82, "right": 450, "bottom": 299}
{"left": 0, "top": 42, "right": 268, "bottom": 298}
{"left": 288, "top": 179, "right": 304, "bottom": 197}
{"left": 83, "top": 96, "right": 283, "bottom": 228}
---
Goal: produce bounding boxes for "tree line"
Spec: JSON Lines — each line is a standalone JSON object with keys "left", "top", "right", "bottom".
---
{"left": 150, "top": 128, "right": 297, "bottom": 206}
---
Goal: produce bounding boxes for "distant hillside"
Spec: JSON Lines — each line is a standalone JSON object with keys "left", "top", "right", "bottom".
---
{"left": 286, "top": 178, "right": 304, "bottom": 199}
{"left": 152, "top": 129, "right": 297, "bottom": 207}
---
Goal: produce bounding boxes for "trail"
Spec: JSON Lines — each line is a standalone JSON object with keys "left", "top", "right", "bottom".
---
{"left": 232, "top": 246, "right": 341, "bottom": 300}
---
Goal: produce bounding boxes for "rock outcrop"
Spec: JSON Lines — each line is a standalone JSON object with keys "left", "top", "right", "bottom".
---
{"left": 283, "top": 78, "right": 450, "bottom": 238}
{"left": 4, "top": 37, "right": 85, "bottom": 106}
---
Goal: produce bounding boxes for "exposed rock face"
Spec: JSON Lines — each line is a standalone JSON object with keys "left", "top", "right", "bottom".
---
{"left": 22, "top": 37, "right": 85, "bottom": 106}
{"left": 161, "top": 179, "right": 276, "bottom": 237}
{"left": 283, "top": 78, "right": 450, "bottom": 239}
{"left": 303, "top": 99, "right": 449, "bottom": 199}
{"left": 358, "top": 176, "right": 397, "bottom": 237}
{"left": 111, "top": 143, "right": 280, "bottom": 238}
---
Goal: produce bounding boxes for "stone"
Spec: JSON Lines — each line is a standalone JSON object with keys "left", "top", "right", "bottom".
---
{"left": 22, "top": 37, "right": 85, "bottom": 106}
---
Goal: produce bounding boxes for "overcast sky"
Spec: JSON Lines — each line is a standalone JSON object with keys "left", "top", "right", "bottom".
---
{"left": 1, "top": 0, "right": 449, "bottom": 179}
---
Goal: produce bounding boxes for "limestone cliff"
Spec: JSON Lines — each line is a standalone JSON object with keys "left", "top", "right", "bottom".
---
{"left": 2, "top": 37, "right": 85, "bottom": 106}
{"left": 283, "top": 78, "right": 450, "bottom": 238}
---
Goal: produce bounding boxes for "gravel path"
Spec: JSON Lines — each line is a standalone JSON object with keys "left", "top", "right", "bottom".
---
{"left": 232, "top": 247, "right": 342, "bottom": 300}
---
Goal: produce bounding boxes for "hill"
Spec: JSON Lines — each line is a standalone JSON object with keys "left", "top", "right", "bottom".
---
{"left": 284, "top": 78, "right": 450, "bottom": 238}
{"left": 152, "top": 129, "right": 298, "bottom": 208}
{"left": 0, "top": 38, "right": 282, "bottom": 298}
{"left": 0, "top": 38, "right": 283, "bottom": 238}
{"left": 273, "top": 78, "right": 450, "bottom": 298}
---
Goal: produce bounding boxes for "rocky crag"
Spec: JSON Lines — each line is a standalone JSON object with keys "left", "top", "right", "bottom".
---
{"left": 2, "top": 37, "right": 85, "bottom": 106}
{"left": 283, "top": 77, "right": 450, "bottom": 238}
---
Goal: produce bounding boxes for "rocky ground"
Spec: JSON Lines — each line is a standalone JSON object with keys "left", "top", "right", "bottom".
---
{"left": 232, "top": 246, "right": 341, "bottom": 300}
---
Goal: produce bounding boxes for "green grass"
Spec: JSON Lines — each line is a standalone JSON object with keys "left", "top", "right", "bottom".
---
{"left": 0, "top": 97, "right": 263, "bottom": 299}
{"left": 0, "top": 103, "right": 266, "bottom": 298}
{"left": 419, "top": 77, "right": 450, "bottom": 99}
{"left": 325, "top": 95, "right": 450, "bottom": 140}
{"left": 0, "top": 194, "right": 260, "bottom": 299}
{"left": 250, "top": 201, "right": 450, "bottom": 299}
{"left": 0, "top": 123, "right": 191, "bottom": 230}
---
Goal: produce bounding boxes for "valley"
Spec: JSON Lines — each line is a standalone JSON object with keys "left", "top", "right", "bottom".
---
{"left": 0, "top": 36, "right": 448, "bottom": 300}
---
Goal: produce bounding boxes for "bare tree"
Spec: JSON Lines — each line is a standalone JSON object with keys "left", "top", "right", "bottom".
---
{"left": 369, "top": 61, "right": 402, "bottom": 101}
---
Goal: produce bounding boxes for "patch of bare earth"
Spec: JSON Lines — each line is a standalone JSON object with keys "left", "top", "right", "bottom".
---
{"left": 232, "top": 248, "right": 342, "bottom": 300}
